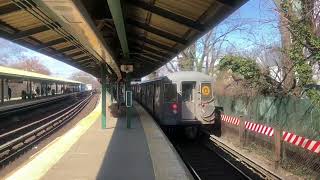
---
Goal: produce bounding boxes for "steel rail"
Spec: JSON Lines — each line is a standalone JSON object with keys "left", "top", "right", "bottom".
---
{"left": 0, "top": 93, "right": 76, "bottom": 118}
{"left": 0, "top": 95, "right": 84, "bottom": 140}
{"left": 173, "top": 145, "right": 204, "bottom": 180}
{"left": 0, "top": 94, "right": 94, "bottom": 166}
{"left": 207, "top": 134, "right": 282, "bottom": 180}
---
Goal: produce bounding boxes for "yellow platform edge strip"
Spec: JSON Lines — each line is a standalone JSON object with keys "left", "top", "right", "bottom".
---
{"left": 5, "top": 97, "right": 102, "bottom": 180}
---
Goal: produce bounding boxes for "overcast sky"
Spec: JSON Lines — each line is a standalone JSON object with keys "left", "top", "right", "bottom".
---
{"left": 0, "top": 0, "right": 280, "bottom": 78}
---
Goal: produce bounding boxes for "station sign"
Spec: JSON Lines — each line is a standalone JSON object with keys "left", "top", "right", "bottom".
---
{"left": 121, "top": 65, "right": 133, "bottom": 73}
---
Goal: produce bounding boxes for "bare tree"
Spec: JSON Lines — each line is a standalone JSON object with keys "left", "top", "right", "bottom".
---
{"left": 0, "top": 38, "right": 27, "bottom": 65}
{"left": 272, "top": 0, "right": 296, "bottom": 93}
{"left": 146, "top": 71, "right": 159, "bottom": 80}
{"left": 175, "top": 17, "right": 245, "bottom": 75}
{"left": 165, "top": 59, "right": 178, "bottom": 73}
{"left": 177, "top": 43, "right": 196, "bottom": 71}
{"left": 10, "top": 57, "right": 51, "bottom": 75}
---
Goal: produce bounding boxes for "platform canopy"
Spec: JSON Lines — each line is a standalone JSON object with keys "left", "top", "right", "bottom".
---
{"left": 0, "top": 65, "right": 82, "bottom": 84}
{"left": 0, "top": 0, "right": 247, "bottom": 81}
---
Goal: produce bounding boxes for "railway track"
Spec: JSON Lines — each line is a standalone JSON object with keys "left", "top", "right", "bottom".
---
{"left": 206, "top": 134, "right": 282, "bottom": 180}
{"left": 168, "top": 130, "right": 282, "bottom": 180}
{"left": 0, "top": 93, "right": 94, "bottom": 167}
{"left": 0, "top": 93, "right": 79, "bottom": 119}
{"left": 174, "top": 140, "right": 250, "bottom": 180}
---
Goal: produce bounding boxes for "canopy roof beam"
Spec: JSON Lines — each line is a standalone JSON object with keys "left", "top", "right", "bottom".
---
{"left": 127, "top": 19, "right": 187, "bottom": 44}
{"left": 56, "top": 46, "right": 78, "bottom": 53}
{"left": 77, "top": 58, "right": 92, "bottom": 63}
{"left": 128, "top": 0, "right": 205, "bottom": 32}
{"left": 68, "top": 51, "right": 86, "bottom": 58}
{"left": 139, "top": 53, "right": 165, "bottom": 62}
{"left": 74, "top": 56, "right": 91, "bottom": 62}
{"left": 133, "top": 57, "right": 160, "bottom": 66}
{"left": 131, "top": 45, "right": 171, "bottom": 59}
{"left": 35, "top": 38, "right": 67, "bottom": 50}
{"left": 0, "top": 3, "right": 21, "bottom": 16}
{"left": 134, "top": 54, "right": 162, "bottom": 64}
{"left": 130, "top": 36, "right": 178, "bottom": 54}
{"left": 0, "top": 15, "right": 98, "bottom": 77}
{"left": 11, "top": 24, "right": 57, "bottom": 40}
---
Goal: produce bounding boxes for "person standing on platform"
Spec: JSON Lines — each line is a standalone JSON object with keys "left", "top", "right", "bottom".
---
{"left": 36, "top": 87, "right": 40, "bottom": 96}
{"left": 8, "top": 87, "right": 11, "bottom": 100}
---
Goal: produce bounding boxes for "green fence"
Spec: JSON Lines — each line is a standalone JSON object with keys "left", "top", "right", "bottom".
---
{"left": 215, "top": 95, "right": 320, "bottom": 139}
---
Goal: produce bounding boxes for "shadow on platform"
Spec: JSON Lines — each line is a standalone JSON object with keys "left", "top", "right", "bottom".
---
{"left": 96, "top": 103, "right": 155, "bottom": 180}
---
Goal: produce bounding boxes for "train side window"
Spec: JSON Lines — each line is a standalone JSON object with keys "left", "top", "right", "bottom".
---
{"left": 164, "top": 83, "right": 177, "bottom": 102}
{"left": 155, "top": 83, "right": 160, "bottom": 103}
{"left": 201, "top": 82, "right": 212, "bottom": 102}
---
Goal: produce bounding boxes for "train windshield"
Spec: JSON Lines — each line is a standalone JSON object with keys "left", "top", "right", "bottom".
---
{"left": 201, "top": 82, "right": 212, "bottom": 102}
{"left": 182, "top": 82, "right": 195, "bottom": 102}
{"left": 164, "top": 83, "right": 177, "bottom": 102}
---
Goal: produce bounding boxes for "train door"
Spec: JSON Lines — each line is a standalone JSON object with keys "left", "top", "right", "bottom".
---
{"left": 181, "top": 81, "right": 196, "bottom": 119}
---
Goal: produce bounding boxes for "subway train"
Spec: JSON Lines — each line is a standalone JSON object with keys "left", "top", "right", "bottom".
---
{"left": 132, "top": 71, "right": 220, "bottom": 138}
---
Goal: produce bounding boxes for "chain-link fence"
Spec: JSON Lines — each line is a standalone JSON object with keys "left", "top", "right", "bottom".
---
{"left": 216, "top": 95, "right": 320, "bottom": 178}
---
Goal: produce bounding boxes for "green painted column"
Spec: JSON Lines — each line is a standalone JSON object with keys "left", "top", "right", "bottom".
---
{"left": 1, "top": 79, "right": 4, "bottom": 104}
{"left": 45, "top": 83, "right": 48, "bottom": 96}
{"left": 106, "top": 0, "right": 129, "bottom": 59}
{"left": 101, "top": 65, "right": 107, "bottom": 129}
{"left": 126, "top": 73, "right": 132, "bottom": 129}
{"left": 111, "top": 84, "right": 114, "bottom": 103}
{"left": 116, "top": 82, "right": 120, "bottom": 110}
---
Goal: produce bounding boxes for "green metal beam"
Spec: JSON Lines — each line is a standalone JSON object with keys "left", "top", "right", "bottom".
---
{"left": 126, "top": 73, "right": 132, "bottom": 129}
{"left": 106, "top": 0, "right": 129, "bottom": 59}
{"left": 101, "top": 65, "right": 107, "bottom": 129}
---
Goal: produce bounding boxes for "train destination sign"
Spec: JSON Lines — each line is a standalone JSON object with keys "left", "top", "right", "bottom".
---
{"left": 201, "top": 85, "right": 210, "bottom": 96}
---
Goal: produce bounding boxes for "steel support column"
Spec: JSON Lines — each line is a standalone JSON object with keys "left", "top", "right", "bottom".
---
{"left": 29, "top": 80, "right": 32, "bottom": 98}
{"left": 116, "top": 82, "right": 120, "bottom": 110}
{"left": 126, "top": 73, "right": 132, "bottom": 129}
{"left": 111, "top": 84, "right": 114, "bottom": 103}
{"left": 1, "top": 79, "right": 4, "bottom": 104}
{"left": 40, "top": 83, "right": 42, "bottom": 96}
{"left": 45, "top": 83, "right": 48, "bottom": 96}
{"left": 101, "top": 65, "right": 107, "bottom": 129}
{"left": 106, "top": 0, "right": 130, "bottom": 59}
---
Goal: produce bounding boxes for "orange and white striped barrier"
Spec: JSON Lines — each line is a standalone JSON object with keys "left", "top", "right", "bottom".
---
{"left": 221, "top": 114, "right": 319, "bottom": 154}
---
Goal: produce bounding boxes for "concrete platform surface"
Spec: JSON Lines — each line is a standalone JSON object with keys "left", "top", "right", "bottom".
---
{"left": 5, "top": 98, "right": 192, "bottom": 180}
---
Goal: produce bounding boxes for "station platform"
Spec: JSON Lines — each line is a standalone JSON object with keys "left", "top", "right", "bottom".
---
{"left": 4, "top": 97, "right": 192, "bottom": 180}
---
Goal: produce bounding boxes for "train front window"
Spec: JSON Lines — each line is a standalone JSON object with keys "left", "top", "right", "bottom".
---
{"left": 201, "top": 82, "right": 212, "bottom": 102}
{"left": 164, "top": 83, "right": 177, "bottom": 102}
{"left": 182, "top": 82, "right": 195, "bottom": 102}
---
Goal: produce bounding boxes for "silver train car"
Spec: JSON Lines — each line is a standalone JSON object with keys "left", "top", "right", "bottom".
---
{"left": 132, "top": 71, "right": 220, "bottom": 138}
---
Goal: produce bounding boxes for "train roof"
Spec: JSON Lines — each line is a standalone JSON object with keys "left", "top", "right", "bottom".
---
{"left": 0, "top": 65, "right": 83, "bottom": 84}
